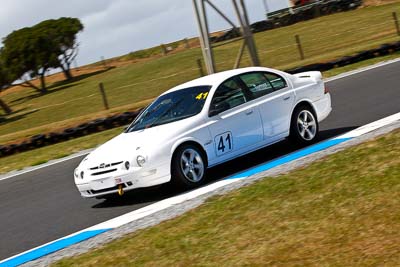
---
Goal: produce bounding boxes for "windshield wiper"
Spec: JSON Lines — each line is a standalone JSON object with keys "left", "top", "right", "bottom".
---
{"left": 126, "top": 102, "right": 163, "bottom": 132}
{"left": 146, "top": 98, "right": 185, "bottom": 129}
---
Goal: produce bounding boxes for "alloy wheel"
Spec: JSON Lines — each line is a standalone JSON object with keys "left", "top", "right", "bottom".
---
{"left": 180, "top": 148, "right": 204, "bottom": 183}
{"left": 297, "top": 110, "right": 317, "bottom": 141}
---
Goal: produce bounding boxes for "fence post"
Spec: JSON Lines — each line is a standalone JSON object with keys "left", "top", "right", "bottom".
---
{"left": 101, "top": 56, "right": 108, "bottom": 68}
{"left": 314, "top": 4, "right": 321, "bottom": 18}
{"left": 197, "top": 59, "right": 205, "bottom": 77}
{"left": 184, "top": 38, "right": 190, "bottom": 49}
{"left": 393, "top": 12, "right": 400, "bottom": 36}
{"left": 74, "top": 58, "right": 79, "bottom": 72}
{"left": 295, "top": 34, "right": 305, "bottom": 60}
{"left": 160, "top": 44, "right": 167, "bottom": 55}
{"left": 0, "top": 99, "right": 12, "bottom": 114}
{"left": 98, "top": 82, "right": 109, "bottom": 110}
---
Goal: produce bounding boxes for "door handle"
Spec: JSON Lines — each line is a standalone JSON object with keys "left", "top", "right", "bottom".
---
{"left": 245, "top": 109, "right": 254, "bottom": 115}
{"left": 283, "top": 96, "right": 291, "bottom": 101}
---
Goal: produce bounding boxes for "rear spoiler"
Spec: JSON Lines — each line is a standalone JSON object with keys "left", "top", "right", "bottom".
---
{"left": 293, "top": 71, "right": 322, "bottom": 83}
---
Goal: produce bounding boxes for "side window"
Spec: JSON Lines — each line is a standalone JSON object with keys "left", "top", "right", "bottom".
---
{"left": 239, "top": 72, "right": 274, "bottom": 99}
{"left": 264, "top": 72, "right": 287, "bottom": 90}
{"left": 209, "top": 79, "right": 247, "bottom": 116}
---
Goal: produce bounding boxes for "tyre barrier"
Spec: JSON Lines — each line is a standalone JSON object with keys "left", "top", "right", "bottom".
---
{"left": 352, "top": 50, "right": 374, "bottom": 62}
{"left": 31, "top": 134, "right": 47, "bottom": 148}
{"left": 62, "top": 127, "right": 80, "bottom": 139}
{"left": 47, "top": 132, "right": 64, "bottom": 143}
{"left": 15, "top": 141, "right": 31, "bottom": 153}
{"left": 213, "top": 28, "right": 241, "bottom": 43}
{"left": 250, "top": 21, "right": 274, "bottom": 33}
{"left": 216, "top": 0, "right": 363, "bottom": 44}
{"left": 0, "top": 145, "right": 7, "bottom": 157}
{"left": 3, "top": 144, "right": 18, "bottom": 156}
{"left": 76, "top": 123, "right": 94, "bottom": 136}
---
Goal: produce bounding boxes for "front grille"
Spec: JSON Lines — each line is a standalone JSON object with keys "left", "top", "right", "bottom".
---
{"left": 90, "top": 161, "right": 123, "bottom": 170}
{"left": 92, "top": 168, "right": 117, "bottom": 176}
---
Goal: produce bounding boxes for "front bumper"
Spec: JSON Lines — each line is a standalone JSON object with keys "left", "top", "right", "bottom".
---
{"left": 75, "top": 163, "right": 171, "bottom": 198}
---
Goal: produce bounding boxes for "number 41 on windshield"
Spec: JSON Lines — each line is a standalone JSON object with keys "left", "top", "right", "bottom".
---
{"left": 196, "top": 92, "right": 208, "bottom": 100}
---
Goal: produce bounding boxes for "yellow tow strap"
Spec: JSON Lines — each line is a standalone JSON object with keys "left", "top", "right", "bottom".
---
{"left": 117, "top": 184, "right": 124, "bottom": 196}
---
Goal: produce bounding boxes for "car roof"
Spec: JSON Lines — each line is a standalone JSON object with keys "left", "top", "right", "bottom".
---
{"left": 163, "top": 66, "right": 287, "bottom": 95}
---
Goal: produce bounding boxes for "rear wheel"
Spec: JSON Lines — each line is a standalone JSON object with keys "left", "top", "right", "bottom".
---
{"left": 171, "top": 144, "right": 207, "bottom": 189}
{"left": 290, "top": 105, "right": 319, "bottom": 144}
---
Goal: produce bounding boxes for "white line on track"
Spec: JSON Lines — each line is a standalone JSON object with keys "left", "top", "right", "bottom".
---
{"left": 336, "top": 112, "right": 400, "bottom": 139}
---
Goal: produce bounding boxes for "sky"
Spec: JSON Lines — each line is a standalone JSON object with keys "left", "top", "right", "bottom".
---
{"left": 0, "top": 0, "right": 289, "bottom": 66}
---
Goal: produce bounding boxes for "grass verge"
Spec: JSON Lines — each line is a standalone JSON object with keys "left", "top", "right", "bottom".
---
{"left": 1, "top": 2, "right": 400, "bottom": 144}
{"left": 52, "top": 129, "right": 400, "bottom": 266}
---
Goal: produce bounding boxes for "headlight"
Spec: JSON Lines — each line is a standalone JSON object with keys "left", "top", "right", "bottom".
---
{"left": 74, "top": 168, "right": 79, "bottom": 178}
{"left": 80, "top": 171, "right": 84, "bottom": 179}
{"left": 136, "top": 155, "right": 146, "bottom": 167}
{"left": 125, "top": 161, "right": 130, "bottom": 170}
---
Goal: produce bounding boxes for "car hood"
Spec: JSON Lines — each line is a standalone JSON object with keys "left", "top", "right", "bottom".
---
{"left": 81, "top": 118, "right": 197, "bottom": 168}
{"left": 83, "top": 132, "right": 143, "bottom": 167}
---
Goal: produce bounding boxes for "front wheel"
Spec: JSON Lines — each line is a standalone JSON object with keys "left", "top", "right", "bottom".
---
{"left": 171, "top": 144, "right": 207, "bottom": 189}
{"left": 290, "top": 106, "right": 319, "bottom": 144}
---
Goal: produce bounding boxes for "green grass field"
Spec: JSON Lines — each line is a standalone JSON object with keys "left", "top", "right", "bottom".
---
{"left": 52, "top": 129, "right": 400, "bottom": 266}
{"left": 1, "top": 2, "right": 400, "bottom": 145}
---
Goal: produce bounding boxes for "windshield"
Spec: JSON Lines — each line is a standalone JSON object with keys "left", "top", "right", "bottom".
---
{"left": 126, "top": 85, "right": 211, "bottom": 132}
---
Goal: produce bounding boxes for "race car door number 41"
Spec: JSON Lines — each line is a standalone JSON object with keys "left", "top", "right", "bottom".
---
{"left": 215, "top": 131, "right": 233, "bottom": 156}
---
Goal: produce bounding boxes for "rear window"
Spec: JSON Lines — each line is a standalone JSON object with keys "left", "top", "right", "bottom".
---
{"left": 264, "top": 72, "right": 287, "bottom": 90}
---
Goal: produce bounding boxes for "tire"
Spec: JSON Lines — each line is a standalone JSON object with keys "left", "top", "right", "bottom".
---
{"left": 290, "top": 105, "right": 319, "bottom": 144}
{"left": 171, "top": 144, "right": 207, "bottom": 189}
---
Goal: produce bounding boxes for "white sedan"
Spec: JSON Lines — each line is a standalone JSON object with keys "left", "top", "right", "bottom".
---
{"left": 74, "top": 67, "right": 331, "bottom": 198}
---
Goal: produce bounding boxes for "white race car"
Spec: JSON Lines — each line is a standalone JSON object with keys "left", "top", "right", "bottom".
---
{"left": 74, "top": 67, "right": 331, "bottom": 198}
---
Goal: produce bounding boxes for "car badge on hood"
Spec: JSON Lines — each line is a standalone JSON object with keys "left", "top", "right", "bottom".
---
{"left": 99, "top": 163, "right": 105, "bottom": 168}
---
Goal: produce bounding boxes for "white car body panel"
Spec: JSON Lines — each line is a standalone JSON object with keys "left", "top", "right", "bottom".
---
{"left": 207, "top": 102, "right": 264, "bottom": 155}
{"left": 257, "top": 87, "right": 295, "bottom": 138}
{"left": 74, "top": 67, "right": 332, "bottom": 198}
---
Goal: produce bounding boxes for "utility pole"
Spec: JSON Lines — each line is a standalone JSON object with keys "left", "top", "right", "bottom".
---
{"left": 192, "top": 0, "right": 260, "bottom": 74}
{"left": 263, "top": 0, "right": 270, "bottom": 19}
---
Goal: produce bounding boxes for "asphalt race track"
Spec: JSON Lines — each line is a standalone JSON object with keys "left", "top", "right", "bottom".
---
{"left": 1, "top": 61, "right": 399, "bottom": 260}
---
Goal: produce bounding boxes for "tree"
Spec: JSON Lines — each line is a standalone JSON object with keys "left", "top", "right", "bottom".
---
{"left": 35, "top": 18, "right": 84, "bottom": 80}
{"left": 1, "top": 17, "right": 83, "bottom": 93}
{"left": 0, "top": 50, "right": 13, "bottom": 88}
{"left": 0, "top": 55, "right": 12, "bottom": 114}
{"left": 1, "top": 27, "right": 59, "bottom": 93}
